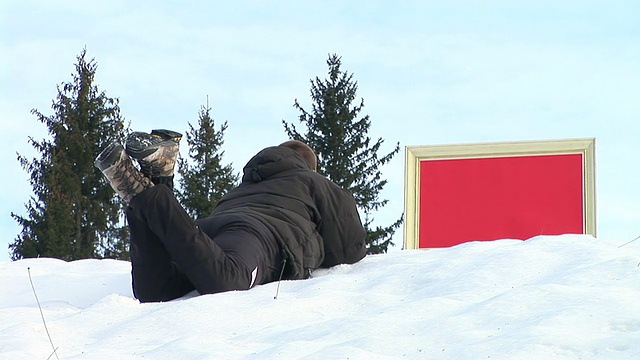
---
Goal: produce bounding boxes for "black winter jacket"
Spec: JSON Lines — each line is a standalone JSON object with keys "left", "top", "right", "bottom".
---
{"left": 210, "top": 145, "right": 367, "bottom": 280}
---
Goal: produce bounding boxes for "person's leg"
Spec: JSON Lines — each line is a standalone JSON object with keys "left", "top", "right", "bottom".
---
{"left": 127, "top": 203, "right": 194, "bottom": 302}
{"left": 128, "top": 185, "right": 265, "bottom": 295}
{"left": 95, "top": 138, "right": 195, "bottom": 302}
{"left": 197, "top": 213, "right": 283, "bottom": 289}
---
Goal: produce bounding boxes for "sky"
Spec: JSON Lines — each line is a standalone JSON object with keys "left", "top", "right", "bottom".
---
{"left": 2, "top": 1, "right": 640, "bottom": 261}
{"left": 2, "top": 234, "right": 640, "bottom": 359}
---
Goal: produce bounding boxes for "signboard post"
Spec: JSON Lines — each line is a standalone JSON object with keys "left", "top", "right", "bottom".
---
{"left": 404, "top": 138, "right": 596, "bottom": 249}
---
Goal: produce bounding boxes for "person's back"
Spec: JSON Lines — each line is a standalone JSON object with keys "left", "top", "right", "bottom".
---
{"left": 212, "top": 144, "right": 367, "bottom": 280}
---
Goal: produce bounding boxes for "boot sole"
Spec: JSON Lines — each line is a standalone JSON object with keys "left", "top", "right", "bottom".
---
{"left": 126, "top": 131, "right": 181, "bottom": 160}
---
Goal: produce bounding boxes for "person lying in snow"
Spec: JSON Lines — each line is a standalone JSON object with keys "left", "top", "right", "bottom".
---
{"left": 94, "top": 130, "right": 366, "bottom": 302}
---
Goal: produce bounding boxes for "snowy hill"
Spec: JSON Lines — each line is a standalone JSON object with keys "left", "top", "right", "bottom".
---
{"left": 2, "top": 234, "right": 640, "bottom": 359}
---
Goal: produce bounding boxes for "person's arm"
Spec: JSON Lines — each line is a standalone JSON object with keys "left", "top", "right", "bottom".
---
{"left": 317, "top": 184, "right": 367, "bottom": 268}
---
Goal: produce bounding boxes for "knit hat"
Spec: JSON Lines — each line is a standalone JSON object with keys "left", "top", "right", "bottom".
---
{"left": 279, "top": 140, "right": 317, "bottom": 171}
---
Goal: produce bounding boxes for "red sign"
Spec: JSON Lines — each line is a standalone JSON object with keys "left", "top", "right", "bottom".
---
{"left": 404, "top": 139, "right": 596, "bottom": 249}
{"left": 419, "top": 154, "right": 584, "bottom": 248}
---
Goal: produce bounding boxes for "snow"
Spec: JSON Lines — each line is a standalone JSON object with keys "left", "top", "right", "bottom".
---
{"left": 2, "top": 234, "right": 640, "bottom": 359}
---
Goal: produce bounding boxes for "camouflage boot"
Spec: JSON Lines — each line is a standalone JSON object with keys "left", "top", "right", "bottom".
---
{"left": 125, "top": 129, "right": 182, "bottom": 187}
{"left": 95, "top": 142, "right": 154, "bottom": 204}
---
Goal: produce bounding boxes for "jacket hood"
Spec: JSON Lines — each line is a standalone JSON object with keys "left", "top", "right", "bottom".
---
{"left": 241, "top": 146, "right": 310, "bottom": 184}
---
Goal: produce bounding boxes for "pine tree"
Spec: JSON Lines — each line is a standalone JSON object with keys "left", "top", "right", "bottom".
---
{"left": 10, "top": 49, "right": 129, "bottom": 260}
{"left": 283, "top": 54, "right": 403, "bottom": 254}
{"left": 177, "top": 103, "right": 238, "bottom": 219}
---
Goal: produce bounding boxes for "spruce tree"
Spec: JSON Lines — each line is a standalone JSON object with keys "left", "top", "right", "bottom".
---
{"left": 283, "top": 54, "right": 402, "bottom": 254}
{"left": 10, "top": 49, "right": 129, "bottom": 260}
{"left": 177, "top": 103, "right": 238, "bottom": 219}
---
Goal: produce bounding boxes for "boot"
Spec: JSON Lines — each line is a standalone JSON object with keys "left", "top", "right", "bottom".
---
{"left": 95, "top": 142, "right": 154, "bottom": 204}
{"left": 125, "top": 129, "right": 182, "bottom": 187}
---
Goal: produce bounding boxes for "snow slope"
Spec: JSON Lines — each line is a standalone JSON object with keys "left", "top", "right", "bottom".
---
{"left": 2, "top": 234, "right": 640, "bottom": 359}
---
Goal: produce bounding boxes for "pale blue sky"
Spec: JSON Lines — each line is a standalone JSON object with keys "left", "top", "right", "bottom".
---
{"left": 2, "top": 1, "right": 639, "bottom": 261}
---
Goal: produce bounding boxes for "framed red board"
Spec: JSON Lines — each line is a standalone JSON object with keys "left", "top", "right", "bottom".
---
{"left": 404, "top": 139, "right": 596, "bottom": 249}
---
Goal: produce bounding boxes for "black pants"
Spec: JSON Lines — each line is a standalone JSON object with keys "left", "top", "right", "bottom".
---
{"left": 127, "top": 185, "right": 281, "bottom": 302}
